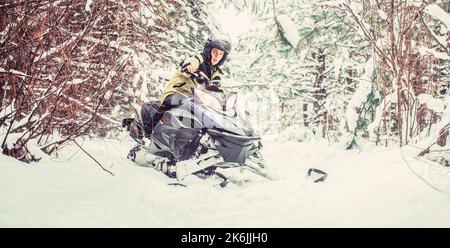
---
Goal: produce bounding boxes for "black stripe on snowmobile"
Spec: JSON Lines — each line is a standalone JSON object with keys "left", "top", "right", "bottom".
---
{"left": 207, "top": 129, "right": 260, "bottom": 141}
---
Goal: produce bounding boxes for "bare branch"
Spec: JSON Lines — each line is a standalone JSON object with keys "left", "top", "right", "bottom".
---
{"left": 74, "top": 139, "right": 114, "bottom": 176}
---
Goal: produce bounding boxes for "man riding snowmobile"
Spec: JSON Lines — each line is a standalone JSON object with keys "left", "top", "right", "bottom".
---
{"left": 160, "top": 33, "right": 231, "bottom": 111}
{"left": 135, "top": 34, "right": 231, "bottom": 141}
{"left": 123, "top": 34, "right": 272, "bottom": 185}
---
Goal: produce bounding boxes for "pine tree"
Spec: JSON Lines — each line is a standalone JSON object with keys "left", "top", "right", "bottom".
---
{"left": 211, "top": 0, "right": 372, "bottom": 140}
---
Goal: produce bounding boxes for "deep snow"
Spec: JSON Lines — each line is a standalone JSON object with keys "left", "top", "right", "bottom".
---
{"left": 1, "top": 134, "right": 450, "bottom": 227}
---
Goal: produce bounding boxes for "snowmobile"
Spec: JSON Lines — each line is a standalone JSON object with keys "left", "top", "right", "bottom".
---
{"left": 122, "top": 71, "right": 275, "bottom": 187}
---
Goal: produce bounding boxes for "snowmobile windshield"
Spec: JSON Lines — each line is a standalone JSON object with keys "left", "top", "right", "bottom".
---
{"left": 193, "top": 90, "right": 237, "bottom": 116}
{"left": 225, "top": 92, "right": 237, "bottom": 111}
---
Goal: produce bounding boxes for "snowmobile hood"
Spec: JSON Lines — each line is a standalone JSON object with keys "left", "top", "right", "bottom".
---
{"left": 169, "top": 92, "right": 257, "bottom": 137}
{"left": 200, "top": 104, "right": 257, "bottom": 137}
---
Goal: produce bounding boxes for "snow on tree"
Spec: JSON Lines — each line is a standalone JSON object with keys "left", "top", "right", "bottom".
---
{"left": 0, "top": 0, "right": 213, "bottom": 161}
{"left": 211, "top": 0, "right": 371, "bottom": 141}
{"left": 275, "top": 14, "right": 300, "bottom": 48}
{"left": 1, "top": 0, "right": 447, "bottom": 167}
{"left": 332, "top": 0, "right": 449, "bottom": 150}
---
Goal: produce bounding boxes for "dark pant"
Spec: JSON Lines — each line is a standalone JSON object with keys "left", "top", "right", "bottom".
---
{"left": 140, "top": 94, "right": 188, "bottom": 136}
{"left": 141, "top": 101, "right": 162, "bottom": 137}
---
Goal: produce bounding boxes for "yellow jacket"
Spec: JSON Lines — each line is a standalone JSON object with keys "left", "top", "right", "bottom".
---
{"left": 160, "top": 55, "right": 224, "bottom": 103}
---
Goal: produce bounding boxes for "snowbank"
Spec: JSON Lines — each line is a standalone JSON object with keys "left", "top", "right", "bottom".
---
{"left": 276, "top": 125, "right": 315, "bottom": 143}
{"left": 1, "top": 135, "right": 449, "bottom": 227}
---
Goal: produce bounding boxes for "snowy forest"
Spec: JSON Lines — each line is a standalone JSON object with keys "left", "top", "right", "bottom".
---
{"left": 1, "top": 0, "right": 450, "bottom": 227}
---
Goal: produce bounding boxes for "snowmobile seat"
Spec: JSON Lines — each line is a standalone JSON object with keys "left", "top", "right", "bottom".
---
{"left": 122, "top": 118, "right": 135, "bottom": 131}
{"left": 122, "top": 117, "right": 145, "bottom": 141}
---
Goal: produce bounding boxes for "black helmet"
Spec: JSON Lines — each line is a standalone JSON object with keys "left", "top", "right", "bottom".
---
{"left": 202, "top": 33, "right": 232, "bottom": 67}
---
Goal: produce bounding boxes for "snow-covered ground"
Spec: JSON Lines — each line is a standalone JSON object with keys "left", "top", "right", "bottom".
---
{"left": 1, "top": 134, "right": 450, "bottom": 227}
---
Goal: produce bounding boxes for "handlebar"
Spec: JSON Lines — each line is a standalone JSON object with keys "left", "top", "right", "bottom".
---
{"left": 182, "top": 68, "right": 223, "bottom": 92}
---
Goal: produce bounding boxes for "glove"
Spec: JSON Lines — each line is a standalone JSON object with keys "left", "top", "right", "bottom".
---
{"left": 206, "top": 76, "right": 223, "bottom": 92}
{"left": 209, "top": 76, "right": 221, "bottom": 87}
